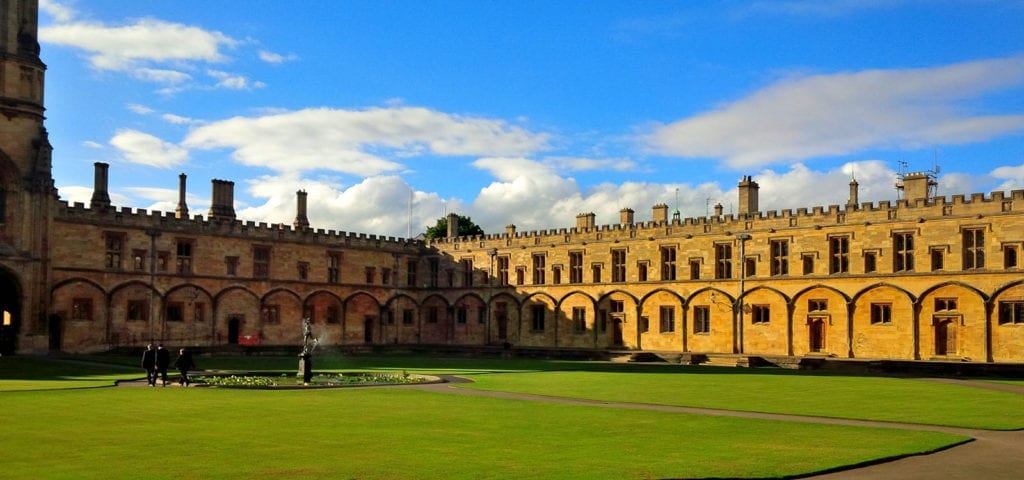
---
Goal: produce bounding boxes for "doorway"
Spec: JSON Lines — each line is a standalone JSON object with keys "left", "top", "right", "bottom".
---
{"left": 612, "top": 317, "right": 624, "bottom": 346}
{"left": 0, "top": 271, "right": 21, "bottom": 355}
{"left": 808, "top": 318, "right": 826, "bottom": 353}
{"left": 364, "top": 316, "right": 375, "bottom": 343}
{"left": 934, "top": 318, "right": 957, "bottom": 356}
{"left": 227, "top": 316, "right": 241, "bottom": 344}
{"left": 495, "top": 303, "right": 508, "bottom": 340}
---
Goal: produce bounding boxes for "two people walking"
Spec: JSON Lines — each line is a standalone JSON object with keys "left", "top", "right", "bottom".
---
{"left": 141, "top": 343, "right": 196, "bottom": 386}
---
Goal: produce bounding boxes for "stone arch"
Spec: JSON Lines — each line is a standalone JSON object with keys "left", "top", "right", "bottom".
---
{"left": 519, "top": 292, "right": 558, "bottom": 347}
{"left": 596, "top": 290, "right": 640, "bottom": 349}
{"left": 214, "top": 286, "right": 260, "bottom": 346}
{"left": 108, "top": 280, "right": 162, "bottom": 349}
{"left": 686, "top": 286, "right": 735, "bottom": 354}
{"left": 163, "top": 283, "right": 214, "bottom": 347}
{"left": 49, "top": 277, "right": 108, "bottom": 351}
{"left": 488, "top": 292, "right": 520, "bottom": 345}
{"left": 345, "top": 291, "right": 385, "bottom": 344}
{"left": 917, "top": 282, "right": 987, "bottom": 361}
{"left": 850, "top": 283, "right": 917, "bottom": 359}
{"left": 988, "top": 280, "right": 1024, "bottom": 362}
{"left": 260, "top": 288, "right": 304, "bottom": 346}
{"left": 383, "top": 293, "right": 420, "bottom": 345}
{"left": 451, "top": 292, "right": 487, "bottom": 345}
{"left": 555, "top": 291, "right": 598, "bottom": 349}
{"left": 638, "top": 288, "right": 687, "bottom": 351}
{"left": 305, "top": 289, "right": 345, "bottom": 345}
{"left": 739, "top": 285, "right": 790, "bottom": 355}
{"left": 791, "top": 285, "right": 852, "bottom": 358}
{"left": 0, "top": 267, "right": 23, "bottom": 355}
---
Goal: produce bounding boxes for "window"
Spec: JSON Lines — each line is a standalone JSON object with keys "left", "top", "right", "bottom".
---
{"left": 516, "top": 267, "right": 525, "bottom": 285}
{"left": 770, "top": 239, "right": 789, "bottom": 276}
{"left": 127, "top": 300, "right": 149, "bottom": 322}
{"left": 802, "top": 254, "right": 814, "bottom": 275}
{"left": 637, "top": 262, "right": 648, "bottom": 282}
{"left": 808, "top": 299, "right": 828, "bottom": 312}
{"left": 592, "top": 264, "right": 602, "bottom": 283}
{"left": 297, "top": 262, "right": 309, "bottom": 281}
{"left": 864, "top": 252, "right": 877, "bottom": 273}
{"left": 611, "top": 300, "right": 624, "bottom": 315}
{"left": 166, "top": 302, "right": 184, "bottom": 322}
{"left": 569, "top": 252, "right": 583, "bottom": 283}
{"left": 963, "top": 228, "right": 985, "bottom": 270}
{"left": 660, "top": 246, "right": 677, "bottom": 280}
{"left": 611, "top": 249, "right": 626, "bottom": 282}
{"left": 689, "top": 259, "right": 701, "bottom": 280}
{"left": 426, "top": 307, "right": 439, "bottom": 324}
{"left": 157, "top": 252, "right": 170, "bottom": 272}
{"left": 893, "top": 232, "right": 914, "bottom": 272}
{"left": 132, "top": 249, "right": 146, "bottom": 271}
{"left": 870, "top": 303, "right": 892, "bottom": 325}
{"left": 428, "top": 258, "right": 440, "bottom": 287}
{"left": 176, "top": 239, "right": 193, "bottom": 275}
{"left": 407, "top": 260, "right": 418, "bottom": 286}
{"left": 365, "top": 267, "right": 376, "bottom": 284}
{"left": 478, "top": 306, "right": 486, "bottom": 324}
{"left": 446, "top": 269, "right": 454, "bottom": 288}
{"left": 639, "top": 316, "right": 649, "bottom": 333}
{"left": 829, "top": 236, "right": 849, "bottom": 274}
{"left": 930, "top": 248, "right": 944, "bottom": 271}
{"left": 532, "top": 254, "right": 546, "bottom": 285}
{"left": 326, "top": 306, "right": 340, "bottom": 324}
{"left": 693, "top": 306, "right": 710, "bottom": 334}
{"left": 456, "top": 306, "right": 467, "bottom": 324}
{"left": 659, "top": 306, "right": 675, "bottom": 333}
{"left": 552, "top": 266, "right": 562, "bottom": 284}
{"left": 71, "top": 298, "right": 93, "bottom": 321}
{"left": 382, "top": 268, "right": 392, "bottom": 286}
{"left": 462, "top": 259, "right": 474, "bottom": 287}
{"left": 998, "top": 301, "right": 1024, "bottom": 324}
{"left": 572, "top": 307, "right": 586, "bottom": 333}
{"left": 531, "top": 305, "right": 545, "bottom": 331}
{"left": 104, "top": 232, "right": 124, "bottom": 270}
{"left": 751, "top": 305, "right": 770, "bottom": 324}
{"left": 225, "top": 256, "right": 238, "bottom": 276}
{"left": 402, "top": 309, "right": 414, "bottom": 325}
{"left": 384, "top": 310, "right": 395, "bottom": 325}
{"left": 194, "top": 303, "right": 206, "bottom": 323}
{"left": 253, "top": 246, "right": 271, "bottom": 279}
{"left": 744, "top": 257, "right": 756, "bottom": 278}
{"left": 715, "top": 243, "right": 732, "bottom": 279}
{"left": 497, "top": 256, "right": 509, "bottom": 285}
{"left": 935, "top": 298, "right": 957, "bottom": 311}
{"left": 325, "top": 252, "right": 340, "bottom": 284}
{"left": 598, "top": 309, "right": 608, "bottom": 332}
{"left": 261, "top": 305, "right": 280, "bottom": 324}
{"left": 1004, "top": 245, "right": 1018, "bottom": 269}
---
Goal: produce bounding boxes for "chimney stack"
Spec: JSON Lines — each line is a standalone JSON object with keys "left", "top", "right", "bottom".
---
{"left": 576, "top": 212, "right": 596, "bottom": 230}
{"left": 89, "top": 162, "right": 111, "bottom": 210}
{"left": 505, "top": 224, "right": 517, "bottom": 237}
{"left": 446, "top": 212, "right": 459, "bottom": 238}
{"left": 208, "top": 179, "right": 236, "bottom": 221}
{"left": 175, "top": 173, "right": 189, "bottom": 219}
{"left": 293, "top": 190, "right": 310, "bottom": 230}
{"left": 737, "top": 175, "right": 759, "bottom": 217}
{"left": 714, "top": 202, "right": 723, "bottom": 218}
{"left": 652, "top": 203, "right": 668, "bottom": 224}
{"left": 847, "top": 178, "right": 859, "bottom": 209}
{"left": 619, "top": 208, "right": 634, "bottom": 226}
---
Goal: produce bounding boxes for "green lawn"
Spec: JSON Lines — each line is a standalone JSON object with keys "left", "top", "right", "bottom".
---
{"left": 0, "top": 355, "right": 983, "bottom": 479}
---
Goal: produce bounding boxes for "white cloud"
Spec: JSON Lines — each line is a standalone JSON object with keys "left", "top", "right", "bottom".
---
{"left": 40, "top": 0, "right": 76, "bottom": 23}
{"left": 207, "top": 70, "right": 266, "bottom": 90}
{"left": 126, "top": 103, "right": 154, "bottom": 115}
{"left": 109, "top": 129, "right": 188, "bottom": 168}
{"left": 82, "top": 140, "right": 103, "bottom": 149}
{"left": 644, "top": 56, "right": 1024, "bottom": 168}
{"left": 544, "top": 156, "right": 637, "bottom": 172}
{"left": 182, "top": 106, "right": 551, "bottom": 177}
{"left": 258, "top": 50, "right": 298, "bottom": 64}
{"left": 132, "top": 68, "right": 192, "bottom": 84}
{"left": 161, "top": 113, "right": 197, "bottom": 125}
{"left": 735, "top": 0, "right": 901, "bottom": 19}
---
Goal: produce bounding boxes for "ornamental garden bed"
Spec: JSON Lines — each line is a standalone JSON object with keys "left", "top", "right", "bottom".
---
{"left": 193, "top": 371, "right": 441, "bottom": 389}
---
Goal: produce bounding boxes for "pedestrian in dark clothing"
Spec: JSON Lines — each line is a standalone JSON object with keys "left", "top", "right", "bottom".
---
{"left": 155, "top": 344, "right": 171, "bottom": 386}
{"left": 141, "top": 343, "right": 157, "bottom": 386}
{"left": 173, "top": 348, "right": 196, "bottom": 387}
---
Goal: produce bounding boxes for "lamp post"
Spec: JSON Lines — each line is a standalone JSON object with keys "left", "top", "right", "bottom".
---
{"left": 735, "top": 234, "right": 751, "bottom": 354}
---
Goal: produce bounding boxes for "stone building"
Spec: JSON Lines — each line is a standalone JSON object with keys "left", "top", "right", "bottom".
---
{"left": 1, "top": 0, "right": 1022, "bottom": 361}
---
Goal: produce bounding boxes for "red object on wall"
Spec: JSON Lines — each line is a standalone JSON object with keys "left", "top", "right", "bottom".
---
{"left": 238, "top": 335, "right": 260, "bottom": 346}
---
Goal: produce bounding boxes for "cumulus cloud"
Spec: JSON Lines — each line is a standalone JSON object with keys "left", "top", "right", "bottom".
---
{"left": 644, "top": 56, "right": 1024, "bottom": 168}
{"left": 109, "top": 129, "right": 188, "bottom": 168}
{"left": 40, "top": 0, "right": 76, "bottom": 23}
{"left": 182, "top": 107, "right": 551, "bottom": 177}
{"left": 132, "top": 68, "right": 192, "bottom": 84}
{"left": 207, "top": 70, "right": 266, "bottom": 90}
{"left": 544, "top": 156, "right": 637, "bottom": 172}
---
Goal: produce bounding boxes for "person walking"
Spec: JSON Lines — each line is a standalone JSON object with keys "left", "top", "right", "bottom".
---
{"left": 173, "top": 348, "right": 196, "bottom": 387}
{"left": 141, "top": 343, "right": 157, "bottom": 386}
{"left": 155, "top": 344, "right": 171, "bottom": 386}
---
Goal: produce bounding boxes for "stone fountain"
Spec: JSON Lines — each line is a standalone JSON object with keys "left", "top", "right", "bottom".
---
{"left": 298, "top": 317, "right": 318, "bottom": 384}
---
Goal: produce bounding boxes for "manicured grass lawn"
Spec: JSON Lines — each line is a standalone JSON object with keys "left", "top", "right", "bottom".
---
{"left": 460, "top": 369, "right": 1024, "bottom": 430}
{"left": 0, "top": 355, "right": 983, "bottom": 478}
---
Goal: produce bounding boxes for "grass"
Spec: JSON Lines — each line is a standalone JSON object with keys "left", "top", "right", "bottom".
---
{"left": 0, "top": 354, "right": 996, "bottom": 479}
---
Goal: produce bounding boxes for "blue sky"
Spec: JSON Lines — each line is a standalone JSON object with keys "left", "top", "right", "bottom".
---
{"left": 38, "top": 0, "right": 1024, "bottom": 238}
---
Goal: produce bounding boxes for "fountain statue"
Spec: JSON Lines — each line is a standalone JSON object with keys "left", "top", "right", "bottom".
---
{"left": 298, "top": 317, "right": 318, "bottom": 383}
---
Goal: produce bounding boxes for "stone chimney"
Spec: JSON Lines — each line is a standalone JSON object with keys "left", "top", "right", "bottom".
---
{"left": 898, "top": 172, "right": 934, "bottom": 201}
{"left": 738, "top": 175, "right": 759, "bottom": 217}
{"left": 714, "top": 202, "right": 723, "bottom": 218}
{"left": 619, "top": 208, "right": 634, "bottom": 226}
{"left": 208, "top": 179, "right": 236, "bottom": 221}
{"left": 446, "top": 212, "right": 459, "bottom": 238}
{"left": 576, "top": 212, "right": 596, "bottom": 230}
{"left": 175, "top": 173, "right": 189, "bottom": 219}
{"left": 505, "top": 224, "right": 517, "bottom": 237}
{"left": 293, "top": 190, "right": 309, "bottom": 230}
{"left": 652, "top": 203, "right": 668, "bottom": 224}
{"left": 847, "top": 178, "right": 859, "bottom": 209}
{"left": 89, "top": 162, "right": 111, "bottom": 210}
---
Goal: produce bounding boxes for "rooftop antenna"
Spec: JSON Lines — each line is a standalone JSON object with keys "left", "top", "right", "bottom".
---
{"left": 672, "top": 188, "right": 681, "bottom": 221}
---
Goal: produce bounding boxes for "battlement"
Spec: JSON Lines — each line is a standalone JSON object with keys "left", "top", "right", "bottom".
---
{"left": 428, "top": 187, "right": 1024, "bottom": 249}
{"left": 56, "top": 201, "right": 423, "bottom": 252}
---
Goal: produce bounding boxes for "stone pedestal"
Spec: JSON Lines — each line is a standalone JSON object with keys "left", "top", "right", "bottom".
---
{"left": 298, "top": 353, "right": 313, "bottom": 384}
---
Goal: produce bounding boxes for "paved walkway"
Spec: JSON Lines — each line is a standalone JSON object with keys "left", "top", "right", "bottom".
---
{"left": 119, "top": 373, "right": 1024, "bottom": 479}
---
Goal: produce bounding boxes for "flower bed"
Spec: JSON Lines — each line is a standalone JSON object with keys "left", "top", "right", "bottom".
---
{"left": 195, "top": 371, "right": 440, "bottom": 389}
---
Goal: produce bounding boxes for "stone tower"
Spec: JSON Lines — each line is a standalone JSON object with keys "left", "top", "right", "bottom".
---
{"left": 0, "top": 0, "right": 56, "bottom": 353}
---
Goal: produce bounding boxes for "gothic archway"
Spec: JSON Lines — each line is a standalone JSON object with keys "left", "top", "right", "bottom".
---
{"left": 0, "top": 269, "right": 22, "bottom": 355}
